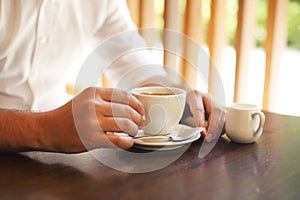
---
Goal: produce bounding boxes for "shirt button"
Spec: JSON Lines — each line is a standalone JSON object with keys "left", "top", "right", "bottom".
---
{"left": 40, "top": 36, "right": 48, "bottom": 44}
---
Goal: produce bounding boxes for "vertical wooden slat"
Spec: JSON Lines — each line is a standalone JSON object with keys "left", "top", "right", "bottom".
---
{"left": 183, "top": 0, "right": 202, "bottom": 43}
{"left": 140, "top": 0, "right": 155, "bottom": 28}
{"left": 164, "top": 0, "right": 180, "bottom": 31}
{"left": 207, "top": 0, "right": 227, "bottom": 97}
{"left": 126, "top": 0, "right": 141, "bottom": 27}
{"left": 182, "top": 0, "right": 202, "bottom": 89}
{"left": 234, "top": 0, "right": 257, "bottom": 103}
{"left": 163, "top": 0, "right": 180, "bottom": 72}
{"left": 263, "top": 0, "right": 288, "bottom": 111}
{"left": 139, "top": 0, "right": 156, "bottom": 47}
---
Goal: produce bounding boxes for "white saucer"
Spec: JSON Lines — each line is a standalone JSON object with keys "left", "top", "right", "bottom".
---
{"left": 133, "top": 124, "right": 201, "bottom": 151}
{"left": 134, "top": 144, "right": 185, "bottom": 151}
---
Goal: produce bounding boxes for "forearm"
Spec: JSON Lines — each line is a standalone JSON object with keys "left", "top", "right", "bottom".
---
{"left": 0, "top": 109, "right": 45, "bottom": 152}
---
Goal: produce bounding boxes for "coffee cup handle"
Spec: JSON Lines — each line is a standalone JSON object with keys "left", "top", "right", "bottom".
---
{"left": 252, "top": 111, "right": 265, "bottom": 140}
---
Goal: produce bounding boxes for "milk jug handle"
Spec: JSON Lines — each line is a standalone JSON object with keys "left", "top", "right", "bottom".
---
{"left": 251, "top": 111, "right": 265, "bottom": 140}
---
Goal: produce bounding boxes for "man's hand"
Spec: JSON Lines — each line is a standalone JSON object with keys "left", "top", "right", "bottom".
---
{"left": 183, "top": 90, "right": 226, "bottom": 142}
{"left": 0, "top": 87, "right": 144, "bottom": 153}
{"left": 44, "top": 87, "right": 145, "bottom": 152}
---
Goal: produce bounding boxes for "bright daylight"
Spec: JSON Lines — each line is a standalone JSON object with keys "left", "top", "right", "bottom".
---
{"left": 1, "top": 0, "right": 300, "bottom": 199}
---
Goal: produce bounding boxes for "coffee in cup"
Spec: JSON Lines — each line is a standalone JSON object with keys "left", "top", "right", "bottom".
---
{"left": 131, "top": 86, "right": 186, "bottom": 135}
{"left": 225, "top": 103, "right": 265, "bottom": 143}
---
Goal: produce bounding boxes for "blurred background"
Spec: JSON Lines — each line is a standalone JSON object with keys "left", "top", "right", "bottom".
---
{"left": 123, "top": 0, "right": 300, "bottom": 116}
{"left": 67, "top": 0, "right": 300, "bottom": 116}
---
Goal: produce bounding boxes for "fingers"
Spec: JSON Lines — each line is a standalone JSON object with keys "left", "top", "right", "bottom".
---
{"left": 71, "top": 87, "right": 143, "bottom": 151}
{"left": 86, "top": 132, "right": 134, "bottom": 149}
{"left": 96, "top": 101, "right": 144, "bottom": 128}
{"left": 202, "top": 94, "right": 226, "bottom": 142}
{"left": 106, "top": 134, "right": 134, "bottom": 149}
{"left": 79, "top": 117, "right": 137, "bottom": 149}
{"left": 96, "top": 88, "right": 145, "bottom": 116}
{"left": 205, "top": 108, "right": 226, "bottom": 142}
{"left": 186, "top": 90, "right": 226, "bottom": 141}
{"left": 186, "top": 91, "right": 206, "bottom": 129}
{"left": 98, "top": 117, "right": 140, "bottom": 137}
{"left": 92, "top": 88, "right": 144, "bottom": 136}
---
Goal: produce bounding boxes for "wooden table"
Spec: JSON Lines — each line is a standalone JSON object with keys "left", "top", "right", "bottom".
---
{"left": 1, "top": 112, "right": 300, "bottom": 200}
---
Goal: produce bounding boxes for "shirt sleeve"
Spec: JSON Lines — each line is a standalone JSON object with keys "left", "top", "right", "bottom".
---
{"left": 93, "top": 0, "right": 167, "bottom": 90}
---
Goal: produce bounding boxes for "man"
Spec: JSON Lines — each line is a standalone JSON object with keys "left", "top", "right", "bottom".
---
{"left": 0, "top": 0, "right": 225, "bottom": 153}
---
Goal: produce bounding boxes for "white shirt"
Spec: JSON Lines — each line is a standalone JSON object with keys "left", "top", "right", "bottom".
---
{"left": 0, "top": 0, "right": 165, "bottom": 111}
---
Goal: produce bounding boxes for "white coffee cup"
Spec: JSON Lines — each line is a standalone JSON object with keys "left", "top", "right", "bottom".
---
{"left": 131, "top": 86, "right": 186, "bottom": 135}
{"left": 225, "top": 103, "right": 265, "bottom": 143}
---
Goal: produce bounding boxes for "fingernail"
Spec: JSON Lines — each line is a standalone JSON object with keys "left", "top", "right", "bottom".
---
{"left": 122, "top": 136, "right": 133, "bottom": 142}
{"left": 205, "top": 134, "right": 213, "bottom": 142}
{"left": 138, "top": 124, "right": 144, "bottom": 130}
{"left": 139, "top": 115, "right": 145, "bottom": 126}
{"left": 201, "top": 128, "right": 207, "bottom": 136}
{"left": 139, "top": 104, "right": 145, "bottom": 115}
{"left": 142, "top": 115, "right": 146, "bottom": 123}
{"left": 121, "top": 136, "right": 134, "bottom": 148}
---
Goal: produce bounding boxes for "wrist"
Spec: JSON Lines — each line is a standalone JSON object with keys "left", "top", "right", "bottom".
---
{"left": 0, "top": 109, "right": 45, "bottom": 152}
{"left": 25, "top": 111, "right": 49, "bottom": 151}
